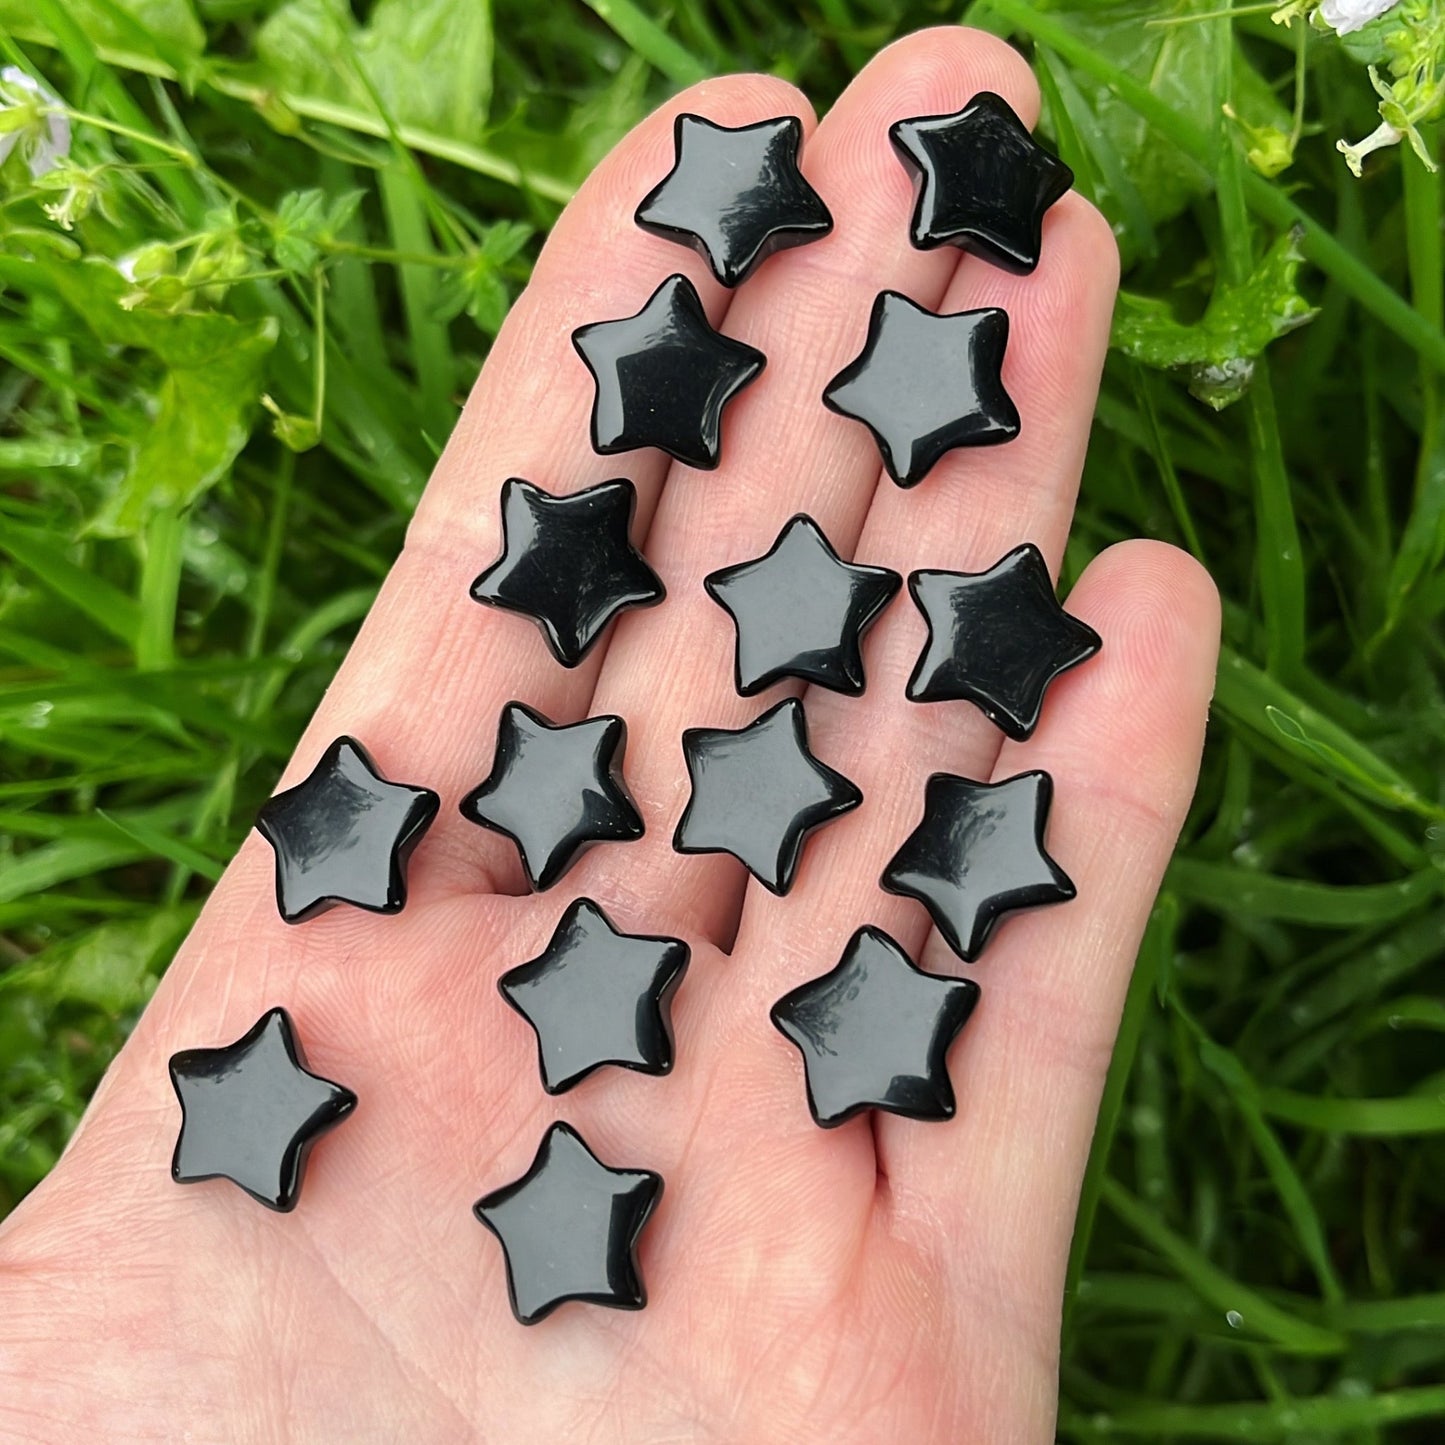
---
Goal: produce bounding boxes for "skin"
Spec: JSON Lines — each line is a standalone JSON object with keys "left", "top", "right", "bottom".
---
{"left": 0, "top": 28, "right": 1220, "bottom": 1445}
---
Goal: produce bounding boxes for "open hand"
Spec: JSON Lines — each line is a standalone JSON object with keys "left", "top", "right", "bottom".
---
{"left": 0, "top": 27, "right": 1219, "bottom": 1444}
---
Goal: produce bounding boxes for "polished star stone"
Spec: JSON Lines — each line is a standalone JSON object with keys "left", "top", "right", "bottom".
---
{"left": 168, "top": 1007, "right": 357, "bottom": 1212}
{"left": 572, "top": 273, "right": 766, "bottom": 470}
{"left": 704, "top": 513, "right": 901, "bottom": 697}
{"left": 254, "top": 736, "right": 440, "bottom": 924}
{"left": 460, "top": 703, "right": 644, "bottom": 891}
{"left": 499, "top": 898, "right": 691, "bottom": 1094}
{"left": 470, "top": 476, "right": 665, "bottom": 668}
{"left": 881, "top": 770, "right": 1075, "bottom": 962}
{"left": 907, "top": 543, "right": 1102, "bottom": 740}
{"left": 771, "top": 926, "right": 980, "bottom": 1128}
{"left": 635, "top": 113, "right": 833, "bottom": 287}
{"left": 890, "top": 90, "right": 1074, "bottom": 275}
{"left": 474, "top": 1121, "right": 663, "bottom": 1325}
{"left": 822, "top": 291, "right": 1019, "bottom": 488}
{"left": 674, "top": 696, "right": 861, "bottom": 895}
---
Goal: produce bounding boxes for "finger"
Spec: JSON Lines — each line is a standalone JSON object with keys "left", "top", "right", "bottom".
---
{"left": 573, "top": 26, "right": 1043, "bottom": 947}
{"left": 224, "top": 74, "right": 816, "bottom": 920}
{"left": 722, "top": 190, "right": 1119, "bottom": 1064}
{"left": 877, "top": 542, "right": 1219, "bottom": 1349}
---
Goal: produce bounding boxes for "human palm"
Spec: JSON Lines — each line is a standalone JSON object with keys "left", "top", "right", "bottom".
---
{"left": 0, "top": 28, "right": 1219, "bottom": 1444}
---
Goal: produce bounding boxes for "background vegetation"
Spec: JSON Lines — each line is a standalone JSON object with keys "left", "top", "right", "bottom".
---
{"left": 1, "top": 0, "right": 1442, "bottom": 1438}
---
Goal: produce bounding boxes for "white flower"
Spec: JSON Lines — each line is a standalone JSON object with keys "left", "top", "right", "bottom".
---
{"left": 1337, "top": 117, "right": 1404, "bottom": 175}
{"left": 1318, "top": 0, "right": 1401, "bottom": 35}
{"left": 0, "top": 66, "right": 70, "bottom": 179}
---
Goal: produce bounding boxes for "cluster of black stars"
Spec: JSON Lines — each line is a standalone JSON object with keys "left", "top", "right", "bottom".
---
{"left": 167, "top": 92, "right": 1095, "bottom": 1326}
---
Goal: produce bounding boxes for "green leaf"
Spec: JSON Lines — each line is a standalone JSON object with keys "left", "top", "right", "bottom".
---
{"left": 577, "top": 0, "right": 710, "bottom": 85}
{"left": 41, "top": 906, "right": 194, "bottom": 1012}
{"left": 1112, "top": 228, "right": 1318, "bottom": 408}
{"left": 0, "top": 518, "right": 141, "bottom": 648}
{"left": 1213, "top": 647, "right": 1443, "bottom": 819}
{"left": 255, "top": 0, "right": 494, "bottom": 145}
{"left": 1100, "top": 1177, "right": 1346, "bottom": 1354}
{"left": 27, "top": 258, "right": 277, "bottom": 533}
{"left": 1168, "top": 857, "right": 1441, "bottom": 926}
{"left": 0, "top": 0, "right": 204, "bottom": 63}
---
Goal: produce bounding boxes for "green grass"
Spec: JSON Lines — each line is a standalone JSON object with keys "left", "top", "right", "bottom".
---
{"left": 1, "top": 0, "right": 1443, "bottom": 1439}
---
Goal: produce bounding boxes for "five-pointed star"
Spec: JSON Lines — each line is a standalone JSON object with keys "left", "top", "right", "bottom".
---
{"left": 634, "top": 113, "right": 833, "bottom": 287}
{"left": 907, "top": 543, "right": 1102, "bottom": 740}
{"left": 889, "top": 90, "right": 1074, "bottom": 275}
{"left": 499, "top": 898, "right": 691, "bottom": 1094}
{"left": 673, "top": 696, "right": 861, "bottom": 895}
{"left": 881, "top": 770, "right": 1075, "bottom": 962}
{"left": 771, "top": 926, "right": 980, "bottom": 1128}
{"left": 704, "top": 513, "right": 901, "bottom": 696}
{"left": 470, "top": 476, "right": 665, "bottom": 667}
{"left": 254, "top": 736, "right": 440, "bottom": 924}
{"left": 474, "top": 1121, "right": 663, "bottom": 1325}
{"left": 822, "top": 291, "right": 1019, "bottom": 488}
{"left": 460, "top": 702, "right": 644, "bottom": 891}
{"left": 168, "top": 1007, "right": 357, "bottom": 1212}
{"left": 571, "top": 273, "right": 766, "bottom": 470}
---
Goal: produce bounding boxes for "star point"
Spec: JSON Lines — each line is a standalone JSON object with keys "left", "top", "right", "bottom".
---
{"left": 572, "top": 273, "right": 765, "bottom": 470}
{"left": 907, "top": 543, "right": 1102, "bottom": 740}
{"left": 771, "top": 926, "right": 980, "bottom": 1128}
{"left": 460, "top": 703, "right": 644, "bottom": 891}
{"left": 254, "top": 736, "right": 439, "bottom": 924}
{"left": 673, "top": 696, "right": 861, "bottom": 895}
{"left": 168, "top": 1007, "right": 357, "bottom": 1212}
{"left": 890, "top": 90, "right": 1074, "bottom": 275}
{"left": 881, "top": 770, "right": 1075, "bottom": 962}
{"left": 635, "top": 112, "right": 833, "bottom": 287}
{"left": 474, "top": 1122, "right": 663, "bottom": 1325}
{"left": 704, "top": 514, "right": 901, "bottom": 697}
{"left": 470, "top": 476, "right": 664, "bottom": 668}
{"left": 822, "top": 291, "right": 1019, "bottom": 488}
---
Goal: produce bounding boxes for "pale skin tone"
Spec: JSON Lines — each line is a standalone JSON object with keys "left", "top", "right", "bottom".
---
{"left": 0, "top": 28, "right": 1221, "bottom": 1444}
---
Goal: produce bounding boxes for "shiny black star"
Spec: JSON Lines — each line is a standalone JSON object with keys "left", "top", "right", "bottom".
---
{"left": 470, "top": 476, "right": 664, "bottom": 668}
{"left": 169, "top": 1007, "right": 357, "bottom": 1212}
{"left": 907, "top": 543, "right": 1101, "bottom": 740}
{"left": 254, "top": 736, "right": 439, "bottom": 924}
{"left": 460, "top": 703, "right": 644, "bottom": 891}
{"left": 822, "top": 291, "right": 1019, "bottom": 488}
{"left": 499, "top": 898, "right": 690, "bottom": 1094}
{"left": 635, "top": 113, "right": 833, "bottom": 287}
{"left": 881, "top": 770, "right": 1075, "bottom": 962}
{"left": 890, "top": 91, "right": 1074, "bottom": 275}
{"left": 771, "top": 926, "right": 980, "bottom": 1128}
{"left": 572, "top": 273, "right": 766, "bottom": 470}
{"left": 474, "top": 1121, "right": 663, "bottom": 1325}
{"left": 674, "top": 696, "right": 861, "bottom": 895}
{"left": 704, "top": 514, "right": 901, "bottom": 697}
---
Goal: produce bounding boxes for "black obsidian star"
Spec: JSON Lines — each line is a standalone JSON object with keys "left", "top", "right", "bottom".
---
{"left": 254, "top": 736, "right": 440, "bottom": 924}
{"left": 890, "top": 90, "right": 1074, "bottom": 275}
{"left": 499, "top": 898, "right": 690, "bottom": 1094}
{"left": 474, "top": 1121, "right": 663, "bottom": 1325}
{"left": 674, "top": 696, "right": 861, "bottom": 895}
{"left": 168, "top": 1007, "right": 357, "bottom": 1212}
{"left": 771, "top": 926, "right": 980, "bottom": 1128}
{"left": 460, "top": 703, "right": 644, "bottom": 891}
{"left": 572, "top": 273, "right": 766, "bottom": 470}
{"left": 470, "top": 476, "right": 664, "bottom": 668}
{"left": 822, "top": 291, "right": 1019, "bottom": 488}
{"left": 881, "top": 770, "right": 1075, "bottom": 962}
{"left": 907, "top": 543, "right": 1102, "bottom": 740}
{"left": 703, "top": 514, "right": 902, "bottom": 697}
{"left": 635, "top": 113, "right": 833, "bottom": 287}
